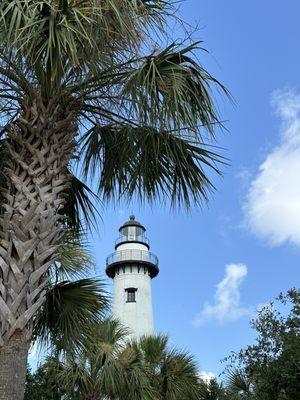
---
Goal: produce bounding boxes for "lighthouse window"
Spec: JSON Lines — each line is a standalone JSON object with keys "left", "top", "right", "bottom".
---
{"left": 125, "top": 288, "right": 137, "bottom": 302}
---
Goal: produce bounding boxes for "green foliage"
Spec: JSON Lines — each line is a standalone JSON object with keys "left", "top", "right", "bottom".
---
{"left": 0, "top": 0, "right": 165, "bottom": 76}
{"left": 198, "top": 378, "right": 227, "bottom": 400}
{"left": 57, "top": 320, "right": 155, "bottom": 399}
{"left": 123, "top": 42, "right": 228, "bottom": 133}
{"left": 26, "top": 330, "right": 205, "bottom": 400}
{"left": 80, "top": 124, "right": 224, "bottom": 207}
{"left": 24, "top": 362, "right": 66, "bottom": 400}
{"left": 33, "top": 278, "right": 109, "bottom": 352}
{"left": 0, "top": 0, "right": 228, "bottom": 216}
{"left": 33, "top": 231, "right": 110, "bottom": 353}
{"left": 61, "top": 173, "right": 100, "bottom": 233}
{"left": 135, "top": 335, "right": 202, "bottom": 400}
{"left": 224, "top": 289, "right": 300, "bottom": 400}
{"left": 224, "top": 369, "right": 254, "bottom": 399}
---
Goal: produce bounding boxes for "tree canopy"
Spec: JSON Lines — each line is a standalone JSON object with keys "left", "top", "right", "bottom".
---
{"left": 224, "top": 289, "right": 300, "bottom": 400}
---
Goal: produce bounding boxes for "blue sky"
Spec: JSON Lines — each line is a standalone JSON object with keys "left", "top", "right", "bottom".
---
{"left": 86, "top": 1, "right": 300, "bottom": 378}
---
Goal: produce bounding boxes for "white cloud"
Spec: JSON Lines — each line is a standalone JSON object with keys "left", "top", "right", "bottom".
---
{"left": 193, "top": 264, "right": 251, "bottom": 326}
{"left": 244, "top": 89, "right": 300, "bottom": 246}
{"left": 199, "top": 370, "right": 216, "bottom": 383}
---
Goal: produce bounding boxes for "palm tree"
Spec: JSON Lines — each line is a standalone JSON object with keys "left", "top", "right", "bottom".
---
{"left": 0, "top": 1, "right": 228, "bottom": 397}
{"left": 57, "top": 319, "right": 156, "bottom": 400}
{"left": 135, "top": 334, "right": 202, "bottom": 400}
{"left": 225, "top": 369, "right": 256, "bottom": 399}
{"left": 36, "top": 330, "right": 202, "bottom": 400}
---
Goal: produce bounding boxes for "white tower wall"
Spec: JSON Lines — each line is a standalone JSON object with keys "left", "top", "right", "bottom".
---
{"left": 112, "top": 266, "right": 154, "bottom": 338}
{"left": 117, "top": 242, "right": 147, "bottom": 251}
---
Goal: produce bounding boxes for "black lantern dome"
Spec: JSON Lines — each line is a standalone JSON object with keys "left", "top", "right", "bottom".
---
{"left": 119, "top": 214, "right": 146, "bottom": 233}
{"left": 115, "top": 214, "right": 149, "bottom": 249}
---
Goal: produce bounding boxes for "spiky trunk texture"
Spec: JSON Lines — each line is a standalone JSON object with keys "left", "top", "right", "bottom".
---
{"left": 0, "top": 94, "right": 76, "bottom": 399}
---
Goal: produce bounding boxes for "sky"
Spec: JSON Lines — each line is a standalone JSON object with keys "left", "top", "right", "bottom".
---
{"left": 64, "top": 1, "right": 300, "bottom": 378}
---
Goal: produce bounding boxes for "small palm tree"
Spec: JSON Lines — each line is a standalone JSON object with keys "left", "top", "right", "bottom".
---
{"left": 57, "top": 320, "right": 156, "bottom": 400}
{"left": 0, "top": 1, "right": 228, "bottom": 397}
{"left": 135, "top": 334, "right": 202, "bottom": 400}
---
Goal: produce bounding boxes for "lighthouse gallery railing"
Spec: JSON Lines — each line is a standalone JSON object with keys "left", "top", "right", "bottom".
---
{"left": 115, "top": 235, "right": 149, "bottom": 246}
{"left": 106, "top": 249, "right": 158, "bottom": 266}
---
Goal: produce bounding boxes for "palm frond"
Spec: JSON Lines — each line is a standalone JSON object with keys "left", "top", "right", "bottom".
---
{"left": 90, "top": 319, "right": 129, "bottom": 353}
{"left": 161, "top": 350, "right": 201, "bottom": 400}
{"left": 225, "top": 369, "right": 253, "bottom": 396}
{"left": 33, "top": 278, "right": 110, "bottom": 352}
{"left": 54, "top": 230, "right": 95, "bottom": 280}
{"left": 138, "top": 334, "right": 169, "bottom": 365}
{"left": 61, "top": 172, "right": 100, "bottom": 233}
{"left": 116, "top": 345, "right": 158, "bottom": 400}
{"left": 80, "top": 123, "right": 225, "bottom": 207}
{"left": 123, "top": 42, "right": 229, "bottom": 135}
{"left": 58, "top": 319, "right": 144, "bottom": 399}
{"left": 0, "top": 0, "right": 169, "bottom": 80}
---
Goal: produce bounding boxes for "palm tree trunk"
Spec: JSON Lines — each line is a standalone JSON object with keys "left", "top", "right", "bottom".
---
{"left": 0, "top": 94, "right": 76, "bottom": 399}
{"left": 0, "top": 330, "right": 30, "bottom": 400}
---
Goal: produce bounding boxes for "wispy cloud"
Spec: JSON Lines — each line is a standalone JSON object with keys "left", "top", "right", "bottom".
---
{"left": 193, "top": 264, "right": 251, "bottom": 326}
{"left": 244, "top": 89, "right": 300, "bottom": 246}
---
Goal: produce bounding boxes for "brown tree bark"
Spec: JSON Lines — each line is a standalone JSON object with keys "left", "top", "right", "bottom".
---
{"left": 0, "top": 93, "right": 77, "bottom": 399}
{"left": 0, "top": 330, "right": 30, "bottom": 400}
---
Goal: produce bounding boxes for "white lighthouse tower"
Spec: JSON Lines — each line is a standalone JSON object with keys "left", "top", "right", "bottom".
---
{"left": 105, "top": 215, "right": 159, "bottom": 339}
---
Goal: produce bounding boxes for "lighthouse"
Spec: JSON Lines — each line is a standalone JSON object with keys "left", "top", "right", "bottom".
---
{"left": 105, "top": 215, "right": 159, "bottom": 338}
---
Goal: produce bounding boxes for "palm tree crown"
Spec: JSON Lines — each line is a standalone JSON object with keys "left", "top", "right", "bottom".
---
{"left": 0, "top": 1, "right": 227, "bottom": 209}
{"left": 134, "top": 335, "right": 202, "bottom": 400}
{"left": 57, "top": 320, "right": 156, "bottom": 400}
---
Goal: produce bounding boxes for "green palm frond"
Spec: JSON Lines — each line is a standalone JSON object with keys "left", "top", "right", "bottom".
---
{"left": 80, "top": 123, "right": 224, "bottom": 207}
{"left": 134, "top": 335, "right": 201, "bottom": 400}
{"left": 225, "top": 369, "right": 253, "bottom": 397}
{"left": 54, "top": 230, "right": 95, "bottom": 280}
{"left": 138, "top": 334, "right": 168, "bottom": 365}
{"left": 58, "top": 319, "right": 154, "bottom": 400}
{"left": 123, "top": 42, "right": 229, "bottom": 134}
{"left": 61, "top": 173, "right": 100, "bottom": 233}
{"left": 57, "top": 358, "right": 89, "bottom": 399}
{"left": 161, "top": 350, "right": 201, "bottom": 400}
{"left": 116, "top": 346, "right": 158, "bottom": 400}
{"left": 89, "top": 319, "right": 129, "bottom": 353}
{"left": 0, "top": 0, "right": 169, "bottom": 79}
{"left": 33, "top": 279, "right": 109, "bottom": 352}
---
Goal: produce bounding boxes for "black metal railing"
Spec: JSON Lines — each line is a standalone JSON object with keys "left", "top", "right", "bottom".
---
{"left": 115, "top": 235, "right": 149, "bottom": 246}
{"left": 106, "top": 249, "right": 158, "bottom": 266}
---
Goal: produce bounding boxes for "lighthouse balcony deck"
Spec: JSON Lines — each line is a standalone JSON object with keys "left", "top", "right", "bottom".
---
{"left": 106, "top": 249, "right": 158, "bottom": 267}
